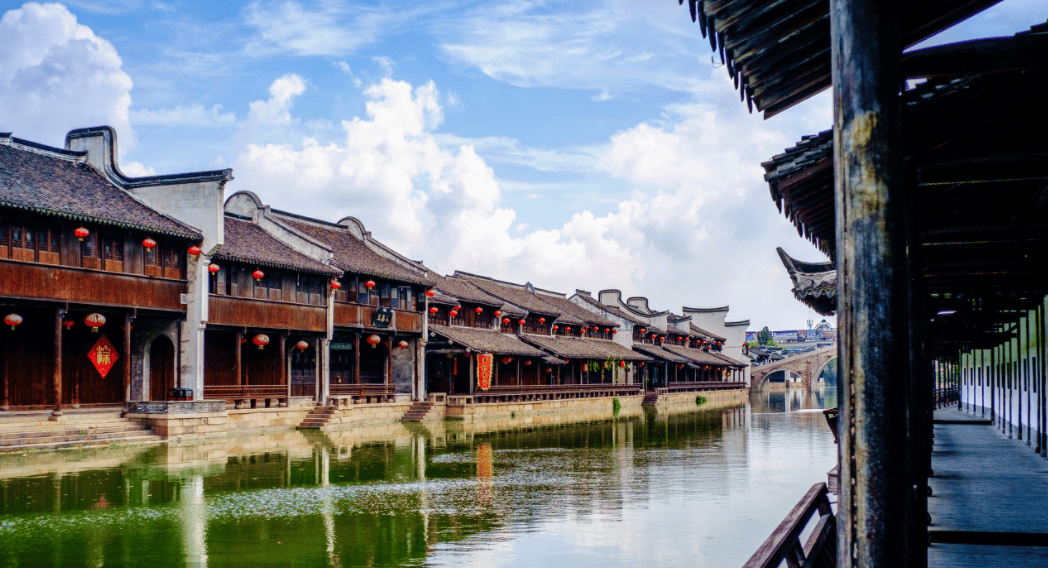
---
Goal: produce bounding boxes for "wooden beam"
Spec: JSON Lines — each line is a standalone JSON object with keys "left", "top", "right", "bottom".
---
{"left": 902, "top": 34, "right": 1048, "bottom": 79}
{"left": 918, "top": 152, "right": 1048, "bottom": 185}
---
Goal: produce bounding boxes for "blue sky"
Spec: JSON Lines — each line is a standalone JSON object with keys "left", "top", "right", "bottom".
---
{"left": 1, "top": 0, "right": 1042, "bottom": 330}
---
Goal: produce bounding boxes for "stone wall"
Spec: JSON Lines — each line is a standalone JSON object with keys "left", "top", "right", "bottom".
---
{"left": 129, "top": 407, "right": 311, "bottom": 440}
{"left": 445, "top": 394, "right": 644, "bottom": 426}
{"left": 653, "top": 388, "right": 748, "bottom": 413}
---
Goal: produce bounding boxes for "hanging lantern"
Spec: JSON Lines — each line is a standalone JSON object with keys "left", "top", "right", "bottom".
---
{"left": 252, "top": 269, "right": 264, "bottom": 281}
{"left": 450, "top": 309, "right": 459, "bottom": 317}
{"left": 565, "top": 326, "right": 571, "bottom": 332}
{"left": 74, "top": 227, "right": 89, "bottom": 241}
{"left": 553, "top": 325, "right": 559, "bottom": 331}
{"left": 429, "top": 306, "right": 439, "bottom": 314}
{"left": 63, "top": 319, "right": 74, "bottom": 330}
{"left": 295, "top": 340, "right": 309, "bottom": 351}
{"left": 501, "top": 356, "right": 513, "bottom": 365}
{"left": 604, "top": 328, "right": 610, "bottom": 333}
{"left": 252, "top": 333, "right": 270, "bottom": 350}
{"left": 188, "top": 245, "right": 202, "bottom": 256}
{"left": 620, "top": 360, "right": 626, "bottom": 369}
{"left": 4, "top": 314, "right": 22, "bottom": 331}
{"left": 539, "top": 317, "right": 545, "bottom": 324}
{"left": 366, "top": 334, "right": 381, "bottom": 348}
{"left": 208, "top": 263, "right": 220, "bottom": 274}
{"left": 476, "top": 307, "right": 484, "bottom": 314}
{"left": 425, "top": 289, "right": 435, "bottom": 297}
{"left": 365, "top": 280, "right": 376, "bottom": 289}
{"left": 502, "top": 318, "right": 510, "bottom": 324}
{"left": 330, "top": 280, "right": 342, "bottom": 290}
{"left": 494, "top": 310, "right": 501, "bottom": 317}
{"left": 639, "top": 327, "right": 645, "bottom": 333}
{"left": 398, "top": 340, "right": 409, "bottom": 349}
{"left": 142, "top": 238, "right": 157, "bottom": 249}
{"left": 612, "top": 329, "right": 618, "bottom": 334}
{"left": 84, "top": 313, "right": 106, "bottom": 332}
{"left": 523, "top": 360, "right": 532, "bottom": 366}
{"left": 518, "top": 319, "right": 526, "bottom": 325}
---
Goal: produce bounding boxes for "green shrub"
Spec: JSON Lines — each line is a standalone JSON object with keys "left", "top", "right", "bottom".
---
{"left": 695, "top": 395, "right": 707, "bottom": 406}
{"left": 612, "top": 397, "right": 622, "bottom": 416}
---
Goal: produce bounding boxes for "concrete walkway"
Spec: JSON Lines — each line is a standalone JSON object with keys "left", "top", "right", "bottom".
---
{"left": 928, "top": 407, "right": 1048, "bottom": 567}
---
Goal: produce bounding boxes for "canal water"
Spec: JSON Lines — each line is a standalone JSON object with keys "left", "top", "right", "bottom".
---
{"left": 0, "top": 389, "right": 836, "bottom": 568}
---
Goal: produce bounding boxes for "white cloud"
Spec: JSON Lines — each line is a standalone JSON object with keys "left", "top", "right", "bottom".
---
{"left": 0, "top": 2, "right": 135, "bottom": 148}
{"left": 131, "top": 103, "right": 237, "bottom": 128}
{"left": 335, "top": 60, "right": 362, "bottom": 87}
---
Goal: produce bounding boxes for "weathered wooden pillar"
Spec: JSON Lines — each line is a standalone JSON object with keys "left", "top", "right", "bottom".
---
{"left": 235, "top": 330, "right": 243, "bottom": 386}
{"left": 353, "top": 333, "right": 361, "bottom": 384}
{"left": 123, "top": 314, "right": 132, "bottom": 411}
{"left": 1039, "top": 302, "right": 1047, "bottom": 457}
{"left": 469, "top": 354, "right": 475, "bottom": 396}
{"left": 51, "top": 309, "right": 63, "bottom": 418}
{"left": 830, "top": 0, "right": 911, "bottom": 566}
{"left": 1, "top": 330, "right": 9, "bottom": 411}
{"left": 279, "top": 332, "right": 288, "bottom": 407}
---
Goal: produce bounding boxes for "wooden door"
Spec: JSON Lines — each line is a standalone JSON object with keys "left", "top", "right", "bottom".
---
{"left": 149, "top": 336, "right": 174, "bottom": 401}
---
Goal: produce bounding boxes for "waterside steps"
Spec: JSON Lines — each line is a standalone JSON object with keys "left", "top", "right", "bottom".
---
{"left": 297, "top": 405, "right": 336, "bottom": 429}
{"left": 400, "top": 401, "right": 436, "bottom": 422}
{"left": 0, "top": 409, "right": 163, "bottom": 451}
{"left": 641, "top": 393, "right": 659, "bottom": 406}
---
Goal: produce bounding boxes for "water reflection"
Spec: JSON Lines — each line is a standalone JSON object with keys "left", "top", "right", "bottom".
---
{"left": 0, "top": 392, "right": 835, "bottom": 568}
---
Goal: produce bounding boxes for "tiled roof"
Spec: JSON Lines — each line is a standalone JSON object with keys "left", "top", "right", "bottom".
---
{"left": 521, "top": 334, "right": 651, "bottom": 361}
{"left": 453, "top": 273, "right": 564, "bottom": 318}
{"left": 663, "top": 345, "right": 733, "bottom": 367}
{"left": 708, "top": 351, "right": 747, "bottom": 368}
{"left": 276, "top": 214, "right": 433, "bottom": 286}
{"left": 690, "top": 324, "right": 726, "bottom": 342}
{"left": 212, "top": 217, "right": 341, "bottom": 275}
{"left": 0, "top": 137, "right": 201, "bottom": 239}
{"left": 430, "top": 273, "right": 504, "bottom": 306}
{"left": 536, "top": 292, "right": 619, "bottom": 328}
{"left": 631, "top": 343, "right": 690, "bottom": 364}
{"left": 428, "top": 324, "right": 546, "bottom": 357}
{"left": 574, "top": 293, "right": 649, "bottom": 326}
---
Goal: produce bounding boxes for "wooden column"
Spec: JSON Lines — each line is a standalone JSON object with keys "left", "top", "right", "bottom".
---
{"left": 830, "top": 0, "right": 910, "bottom": 566}
{"left": 468, "top": 354, "right": 475, "bottom": 396}
{"left": 386, "top": 336, "right": 392, "bottom": 386}
{"left": 235, "top": 330, "right": 243, "bottom": 386}
{"left": 517, "top": 358, "right": 521, "bottom": 386}
{"left": 353, "top": 333, "right": 361, "bottom": 384}
{"left": 279, "top": 332, "right": 288, "bottom": 407}
{"left": 1, "top": 330, "right": 9, "bottom": 411}
{"left": 51, "top": 309, "right": 63, "bottom": 418}
{"left": 123, "top": 314, "right": 132, "bottom": 412}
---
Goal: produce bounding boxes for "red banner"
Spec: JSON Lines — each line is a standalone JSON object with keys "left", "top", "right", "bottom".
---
{"left": 476, "top": 354, "right": 492, "bottom": 390}
{"left": 88, "top": 334, "right": 119, "bottom": 378}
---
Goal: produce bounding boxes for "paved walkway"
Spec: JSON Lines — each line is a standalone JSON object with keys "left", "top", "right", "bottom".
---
{"left": 928, "top": 407, "right": 1048, "bottom": 567}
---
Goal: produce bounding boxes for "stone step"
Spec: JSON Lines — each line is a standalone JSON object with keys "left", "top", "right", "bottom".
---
{"left": 0, "top": 433, "right": 164, "bottom": 452}
{"left": 0, "top": 423, "right": 148, "bottom": 442}
{"left": 0, "top": 413, "right": 127, "bottom": 430}
{"left": 0, "top": 429, "right": 160, "bottom": 448}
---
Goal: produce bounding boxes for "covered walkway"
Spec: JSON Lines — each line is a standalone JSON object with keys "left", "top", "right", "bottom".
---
{"left": 928, "top": 408, "right": 1048, "bottom": 567}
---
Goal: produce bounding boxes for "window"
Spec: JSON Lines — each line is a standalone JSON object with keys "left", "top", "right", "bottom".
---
{"left": 102, "top": 235, "right": 124, "bottom": 272}
{"left": 80, "top": 231, "right": 101, "bottom": 269}
{"left": 379, "top": 283, "right": 391, "bottom": 308}
{"left": 399, "top": 287, "right": 413, "bottom": 311}
{"left": 358, "top": 279, "right": 370, "bottom": 306}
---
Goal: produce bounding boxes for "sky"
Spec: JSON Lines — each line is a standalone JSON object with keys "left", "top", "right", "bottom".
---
{"left": 0, "top": 1, "right": 1042, "bottom": 331}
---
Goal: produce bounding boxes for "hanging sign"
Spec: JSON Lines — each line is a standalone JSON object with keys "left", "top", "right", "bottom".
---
{"left": 87, "top": 334, "right": 119, "bottom": 378}
{"left": 476, "top": 353, "right": 493, "bottom": 391}
{"left": 372, "top": 307, "right": 393, "bottom": 328}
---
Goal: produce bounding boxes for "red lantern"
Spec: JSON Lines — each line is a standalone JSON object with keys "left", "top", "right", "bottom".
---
{"left": 84, "top": 313, "right": 106, "bottom": 332}
{"left": 553, "top": 325, "right": 559, "bottom": 331}
{"left": 450, "top": 310, "right": 459, "bottom": 317}
{"left": 398, "top": 340, "right": 409, "bottom": 349}
{"left": 4, "top": 314, "right": 22, "bottom": 331}
{"left": 523, "top": 360, "right": 532, "bottom": 366}
{"left": 604, "top": 328, "right": 610, "bottom": 333}
{"left": 208, "top": 263, "right": 220, "bottom": 273}
{"left": 539, "top": 317, "right": 545, "bottom": 324}
{"left": 501, "top": 356, "right": 513, "bottom": 365}
{"left": 366, "top": 334, "right": 381, "bottom": 347}
{"left": 612, "top": 329, "right": 618, "bottom": 335}
{"left": 476, "top": 307, "right": 484, "bottom": 314}
{"left": 639, "top": 327, "right": 645, "bottom": 333}
{"left": 253, "top": 333, "right": 270, "bottom": 350}
{"left": 620, "top": 360, "right": 626, "bottom": 369}
{"left": 494, "top": 310, "right": 501, "bottom": 317}
{"left": 63, "top": 319, "right": 74, "bottom": 330}
{"left": 331, "top": 280, "right": 342, "bottom": 290}
{"left": 426, "top": 289, "right": 435, "bottom": 297}
{"left": 581, "top": 327, "right": 588, "bottom": 332}
{"left": 502, "top": 318, "right": 510, "bottom": 324}
{"left": 565, "top": 326, "right": 571, "bottom": 332}
{"left": 74, "top": 227, "right": 89, "bottom": 241}
{"left": 142, "top": 238, "right": 157, "bottom": 249}
{"left": 188, "top": 245, "right": 201, "bottom": 256}
{"left": 518, "top": 319, "right": 525, "bottom": 325}
{"left": 252, "top": 269, "right": 264, "bottom": 281}
{"left": 429, "top": 307, "right": 438, "bottom": 314}
{"left": 365, "top": 280, "right": 376, "bottom": 289}
{"left": 295, "top": 340, "right": 309, "bottom": 351}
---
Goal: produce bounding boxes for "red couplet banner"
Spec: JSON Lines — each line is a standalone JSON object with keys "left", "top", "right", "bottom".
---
{"left": 476, "top": 354, "right": 493, "bottom": 390}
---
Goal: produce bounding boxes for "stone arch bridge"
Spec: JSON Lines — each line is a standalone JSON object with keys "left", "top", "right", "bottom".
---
{"left": 751, "top": 345, "right": 837, "bottom": 391}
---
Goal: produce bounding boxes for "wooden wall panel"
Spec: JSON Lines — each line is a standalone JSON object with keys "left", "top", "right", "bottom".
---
{"left": 334, "top": 303, "right": 362, "bottom": 327}
{"left": 207, "top": 295, "right": 327, "bottom": 331}
{"left": 204, "top": 329, "right": 237, "bottom": 387}
{"left": 2, "top": 310, "right": 54, "bottom": 407}
{"left": 0, "top": 260, "right": 185, "bottom": 311}
{"left": 242, "top": 342, "right": 281, "bottom": 386}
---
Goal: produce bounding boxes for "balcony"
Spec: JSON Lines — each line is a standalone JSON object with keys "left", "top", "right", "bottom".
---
{"left": 334, "top": 302, "right": 422, "bottom": 333}
{"left": 208, "top": 295, "right": 327, "bottom": 331}
{"left": 0, "top": 259, "right": 185, "bottom": 311}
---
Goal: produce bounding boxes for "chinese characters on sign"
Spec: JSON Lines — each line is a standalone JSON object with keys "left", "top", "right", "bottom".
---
{"left": 88, "top": 335, "right": 119, "bottom": 378}
{"left": 476, "top": 353, "right": 492, "bottom": 390}
{"left": 372, "top": 307, "right": 393, "bottom": 328}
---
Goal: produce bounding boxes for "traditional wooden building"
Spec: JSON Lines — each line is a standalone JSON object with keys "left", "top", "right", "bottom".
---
{"left": 0, "top": 127, "right": 231, "bottom": 414}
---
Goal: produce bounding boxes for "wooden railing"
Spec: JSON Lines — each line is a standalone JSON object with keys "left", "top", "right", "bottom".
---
{"left": 934, "top": 386, "right": 960, "bottom": 409}
{"left": 451, "top": 383, "right": 642, "bottom": 404}
{"left": 334, "top": 302, "right": 423, "bottom": 332}
{"left": 203, "top": 385, "right": 287, "bottom": 407}
{"left": 742, "top": 482, "right": 836, "bottom": 568}
{"left": 0, "top": 259, "right": 186, "bottom": 311}
{"left": 209, "top": 295, "right": 327, "bottom": 331}
{"left": 328, "top": 383, "right": 395, "bottom": 403}
{"left": 659, "top": 381, "right": 748, "bottom": 394}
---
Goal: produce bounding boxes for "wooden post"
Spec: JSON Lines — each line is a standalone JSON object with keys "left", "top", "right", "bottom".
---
{"left": 469, "top": 354, "right": 475, "bottom": 396}
{"left": 829, "top": 0, "right": 910, "bottom": 565}
{"left": 235, "top": 330, "right": 243, "bottom": 386}
{"left": 279, "top": 332, "right": 288, "bottom": 407}
{"left": 354, "top": 333, "right": 361, "bottom": 384}
{"left": 51, "top": 309, "right": 63, "bottom": 418}
{"left": 517, "top": 358, "right": 521, "bottom": 386}
{"left": 123, "top": 314, "right": 132, "bottom": 412}
{"left": 1040, "top": 302, "right": 1047, "bottom": 457}
{"left": 386, "top": 336, "right": 392, "bottom": 387}
{"left": 1, "top": 331, "right": 9, "bottom": 411}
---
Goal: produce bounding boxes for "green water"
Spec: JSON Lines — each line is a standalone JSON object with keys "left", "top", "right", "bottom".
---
{"left": 0, "top": 389, "right": 836, "bottom": 567}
